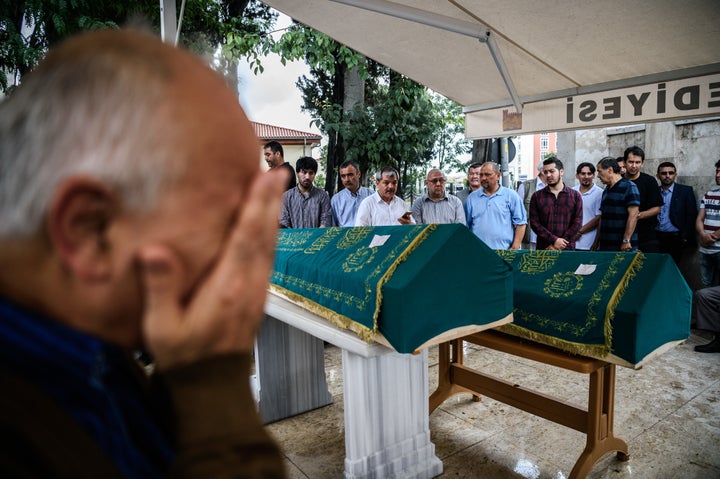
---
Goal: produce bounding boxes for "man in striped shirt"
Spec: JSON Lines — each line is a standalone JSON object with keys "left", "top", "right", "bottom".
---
{"left": 411, "top": 169, "right": 466, "bottom": 225}
{"left": 696, "top": 160, "right": 720, "bottom": 287}
{"left": 596, "top": 157, "right": 640, "bottom": 252}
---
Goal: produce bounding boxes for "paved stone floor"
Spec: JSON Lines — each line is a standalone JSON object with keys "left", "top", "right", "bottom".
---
{"left": 265, "top": 330, "right": 720, "bottom": 478}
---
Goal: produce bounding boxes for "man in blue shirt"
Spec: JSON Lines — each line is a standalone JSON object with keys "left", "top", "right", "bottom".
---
{"left": 331, "top": 160, "right": 373, "bottom": 226}
{"left": 596, "top": 157, "right": 640, "bottom": 252}
{"left": 465, "top": 162, "right": 526, "bottom": 249}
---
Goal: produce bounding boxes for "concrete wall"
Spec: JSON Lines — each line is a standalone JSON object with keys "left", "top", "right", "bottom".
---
{"left": 557, "top": 117, "right": 720, "bottom": 290}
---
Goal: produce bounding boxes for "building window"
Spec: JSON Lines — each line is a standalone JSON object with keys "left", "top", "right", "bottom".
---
{"left": 540, "top": 136, "right": 549, "bottom": 151}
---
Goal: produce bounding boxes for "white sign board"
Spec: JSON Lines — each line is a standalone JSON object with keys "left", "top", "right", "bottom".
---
{"left": 465, "top": 73, "right": 720, "bottom": 139}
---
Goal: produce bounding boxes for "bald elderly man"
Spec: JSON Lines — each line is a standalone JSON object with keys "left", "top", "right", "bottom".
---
{"left": 0, "top": 29, "right": 286, "bottom": 477}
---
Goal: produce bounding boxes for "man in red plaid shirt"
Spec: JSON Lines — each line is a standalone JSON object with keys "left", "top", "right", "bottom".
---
{"left": 529, "top": 157, "right": 583, "bottom": 250}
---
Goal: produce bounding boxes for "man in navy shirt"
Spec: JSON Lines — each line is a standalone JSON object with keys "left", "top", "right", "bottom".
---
{"left": 596, "top": 157, "right": 640, "bottom": 252}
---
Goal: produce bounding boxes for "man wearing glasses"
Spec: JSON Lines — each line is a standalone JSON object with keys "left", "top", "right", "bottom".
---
{"left": 411, "top": 169, "right": 466, "bottom": 225}
{"left": 656, "top": 162, "right": 698, "bottom": 265}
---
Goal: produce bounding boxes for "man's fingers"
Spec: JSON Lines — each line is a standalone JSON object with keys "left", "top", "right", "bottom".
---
{"left": 138, "top": 245, "right": 186, "bottom": 358}
{"left": 231, "top": 169, "right": 285, "bottom": 267}
{"left": 211, "top": 169, "right": 286, "bottom": 316}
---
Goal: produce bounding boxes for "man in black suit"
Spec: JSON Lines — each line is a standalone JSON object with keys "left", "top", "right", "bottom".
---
{"left": 656, "top": 161, "right": 698, "bottom": 264}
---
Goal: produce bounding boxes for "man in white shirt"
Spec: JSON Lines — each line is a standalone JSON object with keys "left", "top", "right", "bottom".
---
{"left": 572, "top": 162, "right": 603, "bottom": 250}
{"left": 355, "top": 167, "right": 415, "bottom": 226}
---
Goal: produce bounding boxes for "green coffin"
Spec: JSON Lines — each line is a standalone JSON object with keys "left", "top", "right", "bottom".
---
{"left": 495, "top": 250, "right": 691, "bottom": 368}
{"left": 271, "top": 224, "right": 513, "bottom": 353}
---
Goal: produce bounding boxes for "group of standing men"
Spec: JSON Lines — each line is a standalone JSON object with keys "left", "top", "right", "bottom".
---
{"left": 267, "top": 140, "right": 720, "bottom": 354}
{"left": 263, "top": 142, "right": 411, "bottom": 229}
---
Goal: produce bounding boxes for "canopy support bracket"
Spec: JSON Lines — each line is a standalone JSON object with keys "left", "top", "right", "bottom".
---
{"left": 331, "top": 0, "right": 523, "bottom": 113}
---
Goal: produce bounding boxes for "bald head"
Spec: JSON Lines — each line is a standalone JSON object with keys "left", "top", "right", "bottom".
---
{"left": 0, "top": 28, "right": 254, "bottom": 238}
{"left": 0, "top": 29, "right": 260, "bottom": 346}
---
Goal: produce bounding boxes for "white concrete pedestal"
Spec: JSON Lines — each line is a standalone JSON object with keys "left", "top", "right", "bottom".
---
{"left": 257, "top": 292, "right": 443, "bottom": 478}
{"left": 342, "top": 348, "right": 443, "bottom": 479}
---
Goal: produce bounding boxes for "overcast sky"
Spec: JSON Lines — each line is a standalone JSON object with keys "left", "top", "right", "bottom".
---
{"left": 236, "top": 14, "right": 322, "bottom": 136}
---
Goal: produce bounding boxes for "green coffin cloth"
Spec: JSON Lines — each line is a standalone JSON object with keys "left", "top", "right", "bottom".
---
{"left": 495, "top": 250, "right": 691, "bottom": 367}
{"left": 271, "top": 224, "right": 513, "bottom": 353}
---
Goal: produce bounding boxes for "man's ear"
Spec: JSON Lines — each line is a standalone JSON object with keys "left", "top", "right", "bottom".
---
{"left": 48, "top": 177, "right": 118, "bottom": 281}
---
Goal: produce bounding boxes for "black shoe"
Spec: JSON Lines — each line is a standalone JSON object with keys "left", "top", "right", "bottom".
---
{"left": 695, "top": 337, "right": 720, "bottom": 353}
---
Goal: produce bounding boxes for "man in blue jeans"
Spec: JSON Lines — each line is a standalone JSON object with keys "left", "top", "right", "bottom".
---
{"left": 696, "top": 160, "right": 720, "bottom": 287}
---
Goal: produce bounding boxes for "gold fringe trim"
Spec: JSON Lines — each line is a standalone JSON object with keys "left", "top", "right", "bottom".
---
{"left": 268, "top": 225, "right": 436, "bottom": 344}
{"left": 269, "top": 284, "right": 376, "bottom": 342}
{"left": 602, "top": 251, "right": 644, "bottom": 351}
{"left": 371, "top": 225, "right": 437, "bottom": 332}
{"left": 498, "top": 322, "right": 607, "bottom": 357}
{"left": 499, "top": 252, "right": 645, "bottom": 358}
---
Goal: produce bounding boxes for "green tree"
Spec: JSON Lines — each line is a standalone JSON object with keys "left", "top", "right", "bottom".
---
{"left": 251, "top": 23, "right": 452, "bottom": 198}
{"left": 0, "top": 0, "right": 276, "bottom": 93}
{"left": 265, "top": 24, "right": 368, "bottom": 195}
{"left": 342, "top": 71, "right": 437, "bottom": 199}
{"left": 429, "top": 94, "right": 471, "bottom": 173}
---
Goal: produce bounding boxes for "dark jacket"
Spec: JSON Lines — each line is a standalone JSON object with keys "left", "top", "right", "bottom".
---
{"left": 0, "top": 355, "right": 286, "bottom": 479}
{"left": 666, "top": 183, "right": 698, "bottom": 242}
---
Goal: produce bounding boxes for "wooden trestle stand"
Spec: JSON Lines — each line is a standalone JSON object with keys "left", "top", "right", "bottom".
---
{"left": 430, "top": 330, "right": 630, "bottom": 479}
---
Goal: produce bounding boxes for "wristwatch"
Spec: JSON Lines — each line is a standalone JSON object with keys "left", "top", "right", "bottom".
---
{"left": 621, "top": 239, "right": 631, "bottom": 244}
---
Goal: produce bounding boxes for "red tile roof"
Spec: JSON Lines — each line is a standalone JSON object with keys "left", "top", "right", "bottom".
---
{"left": 252, "top": 122, "right": 322, "bottom": 142}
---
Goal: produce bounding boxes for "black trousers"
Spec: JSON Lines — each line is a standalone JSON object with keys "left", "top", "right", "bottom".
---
{"left": 658, "top": 231, "right": 684, "bottom": 264}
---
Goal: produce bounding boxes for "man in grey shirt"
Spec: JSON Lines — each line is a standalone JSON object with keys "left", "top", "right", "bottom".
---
{"left": 279, "top": 156, "right": 332, "bottom": 228}
{"left": 411, "top": 169, "right": 466, "bottom": 225}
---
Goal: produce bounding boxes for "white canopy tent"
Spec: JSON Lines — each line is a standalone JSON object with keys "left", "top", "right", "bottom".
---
{"left": 257, "top": 0, "right": 720, "bottom": 139}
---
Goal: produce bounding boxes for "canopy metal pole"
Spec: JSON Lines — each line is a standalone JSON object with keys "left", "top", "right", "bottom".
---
{"left": 331, "top": 0, "right": 489, "bottom": 40}
{"left": 330, "top": 0, "right": 523, "bottom": 113}
{"left": 486, "top": 34, "right": 523, "bottom": 114}
{"left": 500, "top": 137, "right": 510, "bottom": 187}
{"left": 159, "top": 0, "right": 177, "bottom": 45}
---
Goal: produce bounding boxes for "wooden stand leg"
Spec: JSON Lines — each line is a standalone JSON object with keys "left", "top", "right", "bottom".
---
{"left": 569, "top": 364, "right": 629, "bottom": 479}
{"left": 430, "top": 332, "right": 630, "bottom": 479}
{"left": 429, "top": 340, "right": 479, "bottom": 413}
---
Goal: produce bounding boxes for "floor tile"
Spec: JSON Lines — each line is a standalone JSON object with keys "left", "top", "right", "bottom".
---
{"left": 268, "top": 333, "right": 720, "bottom": 478}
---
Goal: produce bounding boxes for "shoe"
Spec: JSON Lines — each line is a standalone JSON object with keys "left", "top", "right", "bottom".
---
{"left": 694, "top": 337, "right": 720, "bottom": 353}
